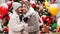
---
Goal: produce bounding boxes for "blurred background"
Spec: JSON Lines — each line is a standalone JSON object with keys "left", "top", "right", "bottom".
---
{"left": 0, "top": 0, "right": 60, "bottom": 34}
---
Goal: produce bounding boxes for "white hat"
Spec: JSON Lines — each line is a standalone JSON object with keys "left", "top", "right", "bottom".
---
{"left": 12, "top": 2, "right": 21, "bottom": 10}
{"left": 1, "top": 3, "right": 8, "bottom": 9}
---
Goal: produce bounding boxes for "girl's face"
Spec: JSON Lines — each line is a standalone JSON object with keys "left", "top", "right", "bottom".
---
{"left": 18, "top": 6, "right": 22, "bottom": 13}
{"left": 17, "top": 6, "right": 22, "bottom": 15}
{"left": 21, "top": 4, "right": 28, "bottom": 14}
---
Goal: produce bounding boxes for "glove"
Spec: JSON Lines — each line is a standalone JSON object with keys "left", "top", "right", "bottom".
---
{"left": 19, "top": 15, "right": 24, "bottom": 21}
{"left": 23, "top": 17, "right": 29, "bottom": 22}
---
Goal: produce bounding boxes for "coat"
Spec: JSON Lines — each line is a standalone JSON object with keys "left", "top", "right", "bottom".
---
{"left": 8, "top": 10, "right": 28, "bottom": 34}
{"left": 25, "top": 10, "right": 39, "bottom": 33}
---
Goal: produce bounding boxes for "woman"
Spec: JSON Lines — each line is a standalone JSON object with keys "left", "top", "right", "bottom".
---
{"left": 21, "top": 2, "right": 39, "bottom": 34}
{"left": 8, "top": 2, "right": 28, "bottom": 34}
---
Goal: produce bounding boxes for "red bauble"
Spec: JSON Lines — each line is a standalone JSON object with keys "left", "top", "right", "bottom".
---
{"left": 31, "top": 4, "right": 36, "bottom": 8}
{"left": 7, "top": 1, "right": 12, "bottom": 10}
{"left": 4, "top": 26, "right": 8, "bottom": 32}
{"left": 0, "top": 6, "right": 3, "bottom": 19}
{"left": 42, "top": 15, "right": 51, "bottom": 25}
{"left": 42, "top": 17, "right": 46, "bottom": 22}
{"left": 42, "top": 16, "right": 46, "bottom": 22}
{"left": 2, "top": 6, "right": 8, "bottom": 16}
{"left": 46, "top": 16, "right": 51, "bottom": 25}
{"left": 0, "top": 6, "right": 8, "bottom": 19}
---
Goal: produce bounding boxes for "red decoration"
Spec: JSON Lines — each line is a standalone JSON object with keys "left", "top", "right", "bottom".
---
{"left": 42, "top": 16, "right": 46, "bottom": 22}
{"left": 31, "top": 4, "right": 36, "bottom": 8}
{"left": 7, "top": 1, "right": 12, "bottom": 10}
{"left": 4, "top": 26, "right": 8, "bottom": 33}
{"left": 56, "top": 30, "right": 59, "bottom": 32}
{"left": 0, "top": 6, "right": 3, "bottom": 19}
{"left": 46, "top": 16, "right": 51, "bottom": 25}
{"left": 42, "top": 16, "right": 51, "bottom": 25}
{"left": 0, "top": 6, "right": 8, "bottom": 19}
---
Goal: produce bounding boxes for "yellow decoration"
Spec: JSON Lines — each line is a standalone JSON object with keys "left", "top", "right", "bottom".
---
{"left": 49, "top": 4, "right": 59, "bottom": 16}
{"left": 45, "top": 0, "right": 49, "bottom": 9}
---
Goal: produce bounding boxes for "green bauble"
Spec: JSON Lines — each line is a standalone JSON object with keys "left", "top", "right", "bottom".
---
{"left": 52, "top": 22, "right": 57, "bottom": 29}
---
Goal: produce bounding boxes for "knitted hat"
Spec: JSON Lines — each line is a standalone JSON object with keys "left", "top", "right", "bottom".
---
{"left": 12, "top": 2, "right": 21, "bottom": 10}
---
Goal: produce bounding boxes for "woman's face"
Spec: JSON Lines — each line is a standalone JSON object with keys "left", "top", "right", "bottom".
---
{"left": 21, "top": 4, "right": 28, "bottom": 14}
{"left": 18, "top": 6, "right": 22, "bottom": 13}
{"left": 17, "top": 6, "right": 23, "bottom": 15}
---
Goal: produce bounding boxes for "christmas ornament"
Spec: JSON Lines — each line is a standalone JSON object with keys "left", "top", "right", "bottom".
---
{"left": 4, "top": 26, "right": 8, "bottom": 33}
{"left": 0, "top": 6, "right": 3, "bottom": 19}
{"left": 31, "top": 4, "right": 36, "bottom": 8}
{"left": 52, "top": 22, "right": 57, "bottom": 29}
{"left": 30, "top": 1, "right": 36, "bottom": 8}
{"left": 46, "top": 16, "right": 51, "bottom": 25}
{"left": 0, "top": 3, "right": 8, "bottom": 19}
{"left": 42, "top": 15, "right": 47, "bottom": 22}
{"left": 45, "top": 0, "right": 49, "bottom": 9}
{"left": 7, "top": 1, "right": 12, "bottom": 10}
{"left": 49, "top": 4, "right": 59, "bottom": 16}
